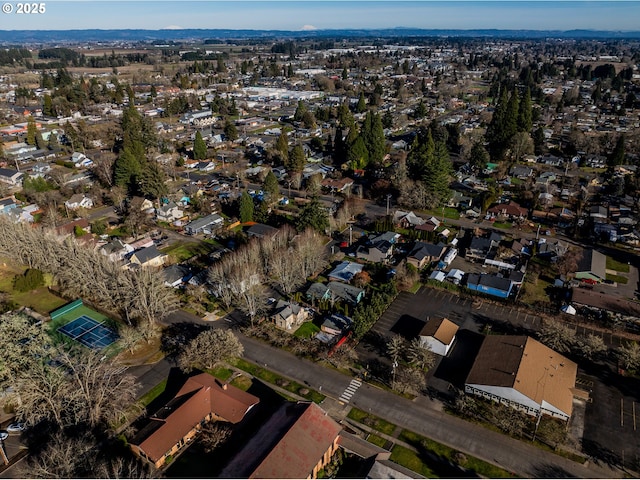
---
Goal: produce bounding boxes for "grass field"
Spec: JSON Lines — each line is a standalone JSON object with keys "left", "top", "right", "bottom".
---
{"left": 398, "top": 430, "right": 516, "bottom": 478}
{"left": 606, "top": 273, "right": 629, "bottom": 284}
{"left": 390, "top": 445, "right": 437, "bottom": 477}
{"left": 230, "top": 358, "right": 325, "bottom": 403}
{"left": 347, "top": 407, "right": 397, "bottom": 436}
{"left": 293, "top": 321, "right": 320, "bottom": 338}
{"left": 366, "top": 433, "right": 388, "bottom": 448}
{"left": 606, "top": 256, "right": 630, "bottom": 273}
{"left": 493, "top": 221, "right": 513, "bottom": 230}
{"left": 0, "top": 264, "right": 66, "bottom": 314}
{"left": 160, "top": 241, "right": 217, "bottom": 262}
{"left": 138, "top": 379, "right": 167, "bottom": 407}
{"left": 424, "top": 207, "right": 460, "bottom": 220}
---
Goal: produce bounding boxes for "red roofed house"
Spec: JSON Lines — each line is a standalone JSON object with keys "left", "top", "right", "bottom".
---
{"left": 130, "top": 373, "right": 259, "bottom": 469}
{"left": 221, "top": 401, "right": 342, "bottom": 479}
{"left": 487, "top": 201, "right": 528, "bottom": 221}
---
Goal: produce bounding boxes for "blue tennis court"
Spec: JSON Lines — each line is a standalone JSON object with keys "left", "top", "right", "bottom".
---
{"left": 57, "top": 315, "right": 119, "bottom": 349}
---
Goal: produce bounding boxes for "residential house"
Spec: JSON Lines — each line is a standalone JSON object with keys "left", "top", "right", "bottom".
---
{"left": 71, "top": 152, "right": 93, "bottom": 168}
{"left": 466, "top": 273, "right": 514, "bottom": 299}
{"left": 220, "top": 401, "right": 342, "bottom": 479}
{"left": 509, "top": 165, "right": 534, "bottom": 179}
{"left": 100, "top": 239, "right": 133, "bottom": 262}
{"left": 465, "top": 335, "right": 578, "bottom": 421}
{"left": 393, "top": 210, "right": 425, "bottom": 229}
{"left": 130, "top": 245, "right": 168, "bottom": 268}
{"left": 246, "top": 223, "right": 279, "bottom": 240}
{"left": 321, "top": 177, "right": 354, "bottom": 194}
{"left": 163, "top": 264, "right": 192, "bottom": 288}
{"left": 406, "top": 242, "right": 446, "bottom": 269}
{"left": 487, "top": 201, "right": 528, "bottom": 221}
{"left": 589, "top": 205, "right": 608, "bottom": 222}
{"left": 321, "top": 313, "right": 352, "bottom": 336}
{"left": 0, "top": 196, "right": 19, "bottom": 215}
{"left": 184, "top": 214, "right": 224, "bottom": 235}
{"left": 130, "top": 373, "right": 259, "bottom": 469}
{"left": 355, "top": 232, "right": 399, "bottom": 264}
{"left": 537, "top": 239, "right": 568, "bottom": 259}
{"left": 574, "top": 248, "right": 606, "bottom": 283}
{"left": 0, "top": 168, "right": 24, "bottom": 186}
{"left": 418, "top": 317, "right": 459, "bottom": 356}
{"left": 270, "top": 300, "right": 309, "bottom": 331}
{"left": 64, "top": 194, "right": 93, "bottom": 210}
{"left": 328, "top": 261, "right": 364, "bottom": 283}
{"left": 465, "top": 234, "right": 501, "bottom": 262}
{"left": 156, "top": 202, "right": 184, "bottom": 223}
{"left": 56, "top": 218, "right": 90, "bottom": 237}
{"left": 130, "top": 197, "right": 155, "bottom": 215}
{"left": 306, "top": 282, "right": 365, "bottom": 305}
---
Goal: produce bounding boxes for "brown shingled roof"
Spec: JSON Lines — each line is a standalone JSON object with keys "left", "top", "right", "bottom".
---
{"left": 133, "top": 373, "right": 259, "bottom": 464}
{"left": 419, "top": 317, "right": 459, "bottom": 346}
{"left": 466, "top": 336, "right": 577, "bottom": 417}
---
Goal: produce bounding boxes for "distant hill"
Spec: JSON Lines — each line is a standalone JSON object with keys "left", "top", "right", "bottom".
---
{"left": 1, "top": 28, "right": 640, "bottom": 44}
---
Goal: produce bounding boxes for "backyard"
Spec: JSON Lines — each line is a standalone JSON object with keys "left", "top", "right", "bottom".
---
{"left": 0, "top": 261, "right": 66, "bottom": 314}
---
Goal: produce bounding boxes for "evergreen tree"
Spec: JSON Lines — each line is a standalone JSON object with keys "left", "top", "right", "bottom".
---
{"left": 504, "top": 90, "right": 519, "bottom": 142}
{"left": 138, "top": 161, "right": 168, "bottom": 202}
{"left": 262, "top": 170, "right": 280, "bottom": 204}
{"left": 333, "top": 127, "right": 347, "bottom": 164}
{"left": 608, "top": 135, "right": 626, "bottom": 166}
{"left": 43, "top": 94, "right": 54, "bottom": 117}
{"left": 347, "top": 135, "right": 369, "bottom": 170}
{"left": 114, "top": 148, "right": 141, "bottom": 189}
{"left": 287, "top": 145, "right": 305, "bottom": 173}
{"left": 356, "top": 91, "right": 367, "bottom": 113}
{"left": 361, "top": 111, "right": 385, "bottom": 166}
{"left": 193, "top": 130, "right": 207, "bottom": 160}
{"left": 26, "top": 116, "right": 37, "bottom": 146}
{"left": 224, "top": 121, "right": 238, "bottom": 141}
{"left": 342, "top": 66, "right": 348, "bottom": 80}
{"left": 382, "top": 111, "right": 393, "bottom": 130}
{"left": 469, "top": 142, "right": 490, "bottom": 171}
{"left": 337, "top": 101, "right": 354, "bottom": 128}
{"left": 0, "top": 140, "right": 4, "bottom": 159}
{"left": 294, "top": 100, "right": 307, "bottom": 122}
{"left": 414, "top": 100, "right": 427, "bottom": 119}
{"left": 296, "top": 197, "right": 329, "bottom": 233}
{"left": 48, "top": 133, "right": 59, "bottom": 150}
{"left": 238, "top": 191, "right": 254, "bottom": 223}
{"left": 517, "top": 87, "right": 533, "bottom": 133}
{"left": 275, "top": 131, "right": 289, "bottom": 160}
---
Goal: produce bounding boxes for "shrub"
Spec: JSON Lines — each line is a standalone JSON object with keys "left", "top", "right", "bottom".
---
{"left": 13, "top": 268, "right": 45, "bottom": 292}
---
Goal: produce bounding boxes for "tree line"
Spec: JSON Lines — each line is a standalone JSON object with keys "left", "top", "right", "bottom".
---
{"left": 0, "top": 218, "right": 178, "bottom": 339}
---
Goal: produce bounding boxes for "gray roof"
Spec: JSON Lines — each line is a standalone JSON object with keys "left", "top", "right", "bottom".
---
{"left": 408, "top": 242, "right": 446, "bottom": 261}
{"left": 576, "top": 248, "right": 606, "bottom": 280}
{"left": 185, "top": 213, "right": 223, "bottom": 232}
{"left": 467, "top": 273, "right": 512, "bottom": 292}
{"left": 132, "top": 245, "right": 165, "bottom": 264}
{"left": 327, "top": 281, "right": 364, "bottom": 304}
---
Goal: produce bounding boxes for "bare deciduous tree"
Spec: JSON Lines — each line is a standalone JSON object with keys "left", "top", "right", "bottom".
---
{"left": 199, "top": 421, "right": 233, "bottom": 454}
{"left": 618, "top": 341, "right": 640, "bottom": 371}
{"left": 539, "top": 319, "right": 575, "bottom": 353}
{"left": 407, "top": 338, "right": 437, "bottom": 371}
{"left": 178, "top": 329, "right": 244, "bottom": 372}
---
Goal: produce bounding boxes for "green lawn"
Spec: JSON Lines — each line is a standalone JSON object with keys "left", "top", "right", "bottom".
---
{"left": 424, "top": 207, "right": 460, "bottom": 220}
{"left": 606, "top": 273, "right": 628, "bottom": 285}
{"left": 366, "top": 433, "right": 388, "bottom": 448}
{"left": 606, "top": 256, "right": 630, "bottom": 273}
{"left": 205, "top": 366, "right": 234, "bottom": 381}
{"left": 160, "top": 241, "right": 216, "bottom": 262}
{"left": 293, "top": 321, "right": 320, "bottom": 338}
{"left": 0, "top": 267, "right": 66, "bottom": 314}
{"left": 138, "top": 379, "right": 167, "bottom": 407}
{"left": 390, "top": 445, "right": 436, "bottom": 477}
{"left": 230, "top": 375, "right": 253, "bottom": 391}
{"left": 230, "top": 358, "right": 325, "bottom": 403}
{"left": 398, "top": 430, "right": 516, "bottom": 478}
{"left": 347, "top": 407, "right": 397, "bottom": 436}
{"left": 493, "top": 222, "right": 513, "bottom": 230}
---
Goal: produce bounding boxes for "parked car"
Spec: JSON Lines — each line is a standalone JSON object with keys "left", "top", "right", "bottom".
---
{"left": 7, "top": 422, "right": 25, "bottom": 432}
{"left": 0, "top": 431, "right": 7, "bottom": 441}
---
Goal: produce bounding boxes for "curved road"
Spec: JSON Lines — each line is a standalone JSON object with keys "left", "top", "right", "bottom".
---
{"left": 238, "top": 333, "right": 622, "bottom": 479}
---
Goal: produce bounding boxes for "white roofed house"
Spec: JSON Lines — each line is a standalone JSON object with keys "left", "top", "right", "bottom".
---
{"left": 129, "top": 245, "right": 168, "bottom": 268}
{"left": 419, "top": 317, "right": 459, "bottom": 356}
{"left": 0, "top": 168, "right": 24, "bottom": 187}
{"left": 155, "top": 201, "right": 183, "bottom": 223}
{"left": 64, "top": 193, "right": 93, "bottom": 210}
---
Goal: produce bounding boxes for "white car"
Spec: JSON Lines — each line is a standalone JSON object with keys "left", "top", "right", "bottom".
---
{"left": 0, "top": 431, "right": 7, "bottom": 441}
{"left": 7, "top": 422, "right": 25, "bottom": 432}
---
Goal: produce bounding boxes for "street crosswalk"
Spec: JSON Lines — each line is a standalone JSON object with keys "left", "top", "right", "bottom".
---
{"left": 339, "top": 378, "right": 362, "bottom": 404}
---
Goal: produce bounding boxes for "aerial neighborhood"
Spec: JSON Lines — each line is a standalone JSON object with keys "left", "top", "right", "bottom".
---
{"left": 1, "top": 24, "right": 640, "bottom": 479}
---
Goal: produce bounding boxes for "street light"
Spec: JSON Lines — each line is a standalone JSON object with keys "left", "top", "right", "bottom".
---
{"left": 386, "top": 194, "right": 392, "bottom": 216}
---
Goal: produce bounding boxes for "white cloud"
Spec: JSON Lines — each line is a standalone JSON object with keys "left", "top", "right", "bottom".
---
{"left": 162, "top": 25, "right": 183, "bottom": 30}
{"left": 300, "top": 24, "right": 317, "bottom": 31}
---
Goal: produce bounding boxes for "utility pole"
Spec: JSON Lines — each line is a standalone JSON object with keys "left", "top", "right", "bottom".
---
{"left": 386, "top": 194, "right": 392, "bottom": 216}
{"left": 349, "top": 224, "right": 353, "bottom": 245}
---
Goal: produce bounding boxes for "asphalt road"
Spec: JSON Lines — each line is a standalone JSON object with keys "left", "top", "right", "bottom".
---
{"left": 237, "top": 333, "right": 622, "bottom": 479}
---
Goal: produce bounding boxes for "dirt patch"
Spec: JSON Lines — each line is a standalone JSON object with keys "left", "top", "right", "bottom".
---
{"left": 115, "top": 334, "right": 165, "bottom": 366}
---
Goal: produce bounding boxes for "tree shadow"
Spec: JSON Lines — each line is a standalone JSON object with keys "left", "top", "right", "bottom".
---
{"left": 582, "top": 439, "right": 622, "bottom": 468}
{"left": 390, "top": 315, "right": 425, "bottom": 339}
{"left": 160, "top": 321, "right": 208, "bottom": 360}
{"left": 531, "top": 463, "right": 575, "bottom": 478}
{"left": 404, "top": 437, "right": 481, "bottom": 478}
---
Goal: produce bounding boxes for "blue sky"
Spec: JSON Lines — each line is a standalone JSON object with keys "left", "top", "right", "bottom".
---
{"left": 3, "top": 1, "right": 640, "bottom": 31}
